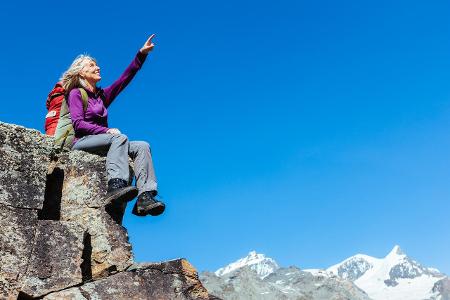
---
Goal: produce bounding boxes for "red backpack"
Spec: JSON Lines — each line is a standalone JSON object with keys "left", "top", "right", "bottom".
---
{"left": 45, "top": 83, "right": 66, "bottom": 136}
{"left": 45, "top": 83, "right": 88, "bottom": 150}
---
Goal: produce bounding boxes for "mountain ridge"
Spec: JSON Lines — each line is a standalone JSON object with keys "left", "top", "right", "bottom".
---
{"left": 201, "top": 246, "right": 448, "bottom": 300}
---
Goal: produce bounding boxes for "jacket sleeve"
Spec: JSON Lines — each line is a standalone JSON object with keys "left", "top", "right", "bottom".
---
{"left": 102, "top": 51, "right": 148, "bottom": 107}
{"left": 68, "top": 89, "right": 109, "bottom": 135}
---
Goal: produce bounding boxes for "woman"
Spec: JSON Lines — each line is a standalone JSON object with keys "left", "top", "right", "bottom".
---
{"left": 60, "top": 34, "right": 164, "bottom": 217}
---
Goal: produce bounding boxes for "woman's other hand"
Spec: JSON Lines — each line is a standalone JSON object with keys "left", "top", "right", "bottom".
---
{"left": 140, "top": 34, "right": 155, "bottom": 54}
{"left": 107, "top": 128, "right": 121, "bottom": 135}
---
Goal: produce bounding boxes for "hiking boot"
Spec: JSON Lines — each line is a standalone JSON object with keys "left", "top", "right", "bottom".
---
{"left": 104, "top": 178, "right": 138, "bottom": 205}
{"left": 132, "top": 191, "right": 165, "bottom": 217}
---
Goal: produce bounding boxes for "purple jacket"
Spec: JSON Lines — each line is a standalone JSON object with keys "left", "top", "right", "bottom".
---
{"left": 68, "top": 51, "right": 148, "bottom": 142}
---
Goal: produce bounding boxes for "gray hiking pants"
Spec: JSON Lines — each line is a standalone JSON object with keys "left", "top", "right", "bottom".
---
{"left": 73, "top": 133, "right": 157, "bottom": 195}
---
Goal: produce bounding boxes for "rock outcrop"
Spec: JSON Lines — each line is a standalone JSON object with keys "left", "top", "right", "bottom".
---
{"left": 0, "top": 122, "right": 214, "bottom": 299}
{"left": 432, "top": 277, "right": 450, "bottom": 300}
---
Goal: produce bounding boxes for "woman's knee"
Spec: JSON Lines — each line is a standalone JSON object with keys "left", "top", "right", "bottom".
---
{"left": 135, "top": 141, "right": 150, "bottom": 149}
{"left": 112, "top": 133, "right": 128, "bottom": 143}
{"left": 132, "top": 141, "right": 151, "bottom": 153}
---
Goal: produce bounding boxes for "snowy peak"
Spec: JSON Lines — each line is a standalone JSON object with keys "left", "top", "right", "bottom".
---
{"left": 215, "top": 251, "right": 279, "bottom": 279}
{"left": 327, "top": 254, "right": 379, "bottom": 281}
{"left": 380, "top": 245, "right": 442, "bottom": 284}
{"left": 386, "top": 245, "right": 405, "bottom": 258}
{"left": 206, "top": 246, "right": 449, "bottom": 300}
{"left": 327, "top": 245, "right": 446, "bottom": 300}
{"left": 327, "top": 245, "right": 441, "bottom": 283}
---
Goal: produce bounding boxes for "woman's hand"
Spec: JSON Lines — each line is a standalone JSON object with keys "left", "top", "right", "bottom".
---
{"left": 140, "top": 34, "right": 156, "bottom": 54}
{"left": 107, "top": 128, "right": 121, "bottom": 135}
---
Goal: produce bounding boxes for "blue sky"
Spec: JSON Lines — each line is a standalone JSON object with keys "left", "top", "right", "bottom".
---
{"left": 1, "top": 0, "right": 450, "bottom": 273}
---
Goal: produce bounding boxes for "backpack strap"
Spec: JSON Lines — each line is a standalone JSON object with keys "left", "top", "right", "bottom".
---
{"left": 78, "top": 88, "right": 89, "bottom": 112}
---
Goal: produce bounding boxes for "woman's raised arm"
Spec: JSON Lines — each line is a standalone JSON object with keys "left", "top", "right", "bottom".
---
{"left": 102, "top": 35, "right": 155, "bottom": 107}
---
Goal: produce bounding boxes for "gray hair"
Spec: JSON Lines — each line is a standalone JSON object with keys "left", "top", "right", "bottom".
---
{"left": 60, "top": 54, "right": 97, "bottom": 92}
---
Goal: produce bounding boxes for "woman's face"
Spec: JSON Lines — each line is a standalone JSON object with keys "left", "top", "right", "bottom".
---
{"left": 81, "top": 59, "right": 101, "bottom": 84}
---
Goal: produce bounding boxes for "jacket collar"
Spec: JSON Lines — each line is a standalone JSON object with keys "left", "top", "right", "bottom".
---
{"left": 84, "top": 86, "right": 105, "bottom": 99}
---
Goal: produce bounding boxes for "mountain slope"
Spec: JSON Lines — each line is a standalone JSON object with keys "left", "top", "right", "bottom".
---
{"left": 326, "top": 245, "right": 446, "bottom": 300}
{"left": 201, "top": 251, "right": 370, "bottom": 300}
{"left": 215, "top": 251, "right": 279, "bottom": 279}
{"left": 201, "top": 247, "right": 448, "bottom": 300}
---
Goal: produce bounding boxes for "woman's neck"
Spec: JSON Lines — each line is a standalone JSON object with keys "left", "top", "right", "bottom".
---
{"left": 84, "top": 80, "right": 97, "bottom": 93}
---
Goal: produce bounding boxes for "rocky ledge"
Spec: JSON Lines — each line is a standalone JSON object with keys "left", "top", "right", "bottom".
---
{"left": 0, "top": 122, "right": 215, "bottom": 300}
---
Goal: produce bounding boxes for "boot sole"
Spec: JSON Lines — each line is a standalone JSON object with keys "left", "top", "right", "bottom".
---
{"left": 147, "top": 202, "right": 165, "bottom": 216}
{"left": 132, "top": 201, "right": 165, "bottom": 217}
{"left": 105, "top": 186, "right": 138, "bottom": 205}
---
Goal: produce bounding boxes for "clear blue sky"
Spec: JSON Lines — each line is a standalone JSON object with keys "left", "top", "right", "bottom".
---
{"left": 1, "top": 0, "right": 450, "bottom": 274}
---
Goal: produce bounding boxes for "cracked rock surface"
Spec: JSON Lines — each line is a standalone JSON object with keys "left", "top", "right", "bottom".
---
{"left": 0, "top": 122, "right": 214, "bottom": 300}
{"left": 43, "top": 260, "right": 213, "bottom": 300}
{"left": 21, "top": 221, "right": 85, "bottom": 298}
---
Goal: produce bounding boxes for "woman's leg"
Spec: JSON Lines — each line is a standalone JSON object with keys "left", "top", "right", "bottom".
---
{"left": 73, "top": 133, "right": 130, "bottom": 183}
{"left": 128, "top": 141, "right": 157, "bottom": 195}
{"left": 128, "top": 140, "right": 164, "bottom": 216}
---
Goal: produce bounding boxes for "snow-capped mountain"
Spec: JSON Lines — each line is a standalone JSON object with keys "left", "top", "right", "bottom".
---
{"left": 203, "top": 251, "right": 370, "bottom": 299}
{"left": 214, "top": 251, "right": 279, "bottom": 279}
{"left": 200, "top": 246, "right": 449, "bottom": 300}
{"left": 326, "top": 245, "right": 446, "bottom": 300}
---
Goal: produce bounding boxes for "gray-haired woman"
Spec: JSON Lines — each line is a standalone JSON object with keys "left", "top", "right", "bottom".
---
{"left": 60, "top": 34, "right": 165, "bottom": 217}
